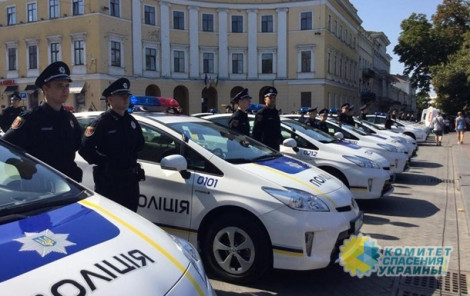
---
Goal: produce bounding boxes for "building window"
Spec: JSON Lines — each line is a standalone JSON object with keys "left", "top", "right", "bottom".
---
{"left": 72, "top": 0, "right": 84, "bottom": 16}
{"left": 261, "top": 53, "right": 273, "bottom": 74}
{"left": 174, "top": 50, "right": 185, "bottom": 72}
{"left": 111, "top": 41, "right": 121, "bottom": 67}
{"left": 173, "top": 11, "right": 184, "bottom": 30}
{"left": 8, "top": 48, "right": 17, "bottom": 71}
{"left": 202, "top": 13, "right": 214, "bottom": 32}
{"left": 328, "top": 15, "right": 331, "bottom": 31}
{"left": 28, "top": 45, "right": 38, "bottom": 69}
{"left": 300, "top": 12, "right": 312, "bottom": 30}
{"left": 232, "top": 53, "right": 243, "bottom": 74}
{"left": 7, "top": 7, "right": 16, "bottom": 25}
{"left": 300, "top": 92, "right": 312, "bottom": 108}
{"left": 261, "top": 15, "right": 273, "bottom": 33}
{"left": 50, "top": 42, "right": 60, "bottom": 63}
{"left": 145, "top": 48, "right": 157, "bottom": 71}
{"left": 334, "top": 20, "right": 338, "bottom": 36}
{"left": 74, "top": 40, "right": 85, "bottom": 65}
{"left": 49, "top": 0, "right": 59, "bottom": 19}
{"left": 27, "top": 3, "right": 37, "bottom": 22}
{"left": 301, "top": 51, "right": 311, "bottom": 72}
{"left": 339, "top": 25, "right": 343, "bottom": 40}
{"left": 110, "top": 0, "right": 120, "bottom": 17}
{"left": 231, "top": 15, "right": 243, "bottom": 33}
{"left": 144, "top": 5, "right": 155, "bottom": 25}
{"left": 327, "top": 51, "right": 331, "bottom": 74}
{"left": 203, "top": 52, "right": 214, "bottom": 73}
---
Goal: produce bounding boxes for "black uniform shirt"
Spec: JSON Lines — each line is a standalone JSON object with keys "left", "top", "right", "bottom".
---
{"left": 0, "top": 106, "right": 24, "bottom": 132}
{"left": 79, "top": 110, "right": 145, "bottom": 170}
{"left": 229, "top": 110, "right": 250, "bottom": 136}
{"left": 305, "top": 118, "right": 319, "bottom": 129}
{"left": 2, "top": 103, "right": 82, "bottom": 180}
{"left": 253, "top": 107, "right": 282, "bottom": 150}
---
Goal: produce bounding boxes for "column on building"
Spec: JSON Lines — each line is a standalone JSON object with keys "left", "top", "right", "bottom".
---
{"left": 132, "top": 0, "right": 143, "bottom": 76}
{"left": 189, "top": 5, "right": 200, "bottom": 78}
{"left": 217, "top": 8, "right": 228, "bottom": 78}
{"left": 160, "top": 1, "right": 171, "bottom": 77}
{"left": 276, "top": 8, "right": 288, "bottom": 79}
{"left": 247, "top": 9, "right": 258, "bottom": 79}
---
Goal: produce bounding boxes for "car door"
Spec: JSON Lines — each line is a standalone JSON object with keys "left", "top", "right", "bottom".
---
{"left": 279, "top": 127, "right": 320, "bottom": 165}
{"left": 137, "top": 124, "right": 195, "bottom": 241}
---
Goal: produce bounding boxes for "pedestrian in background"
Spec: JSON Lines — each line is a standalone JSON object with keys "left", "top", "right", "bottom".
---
{"left": 0, "top": 93, "right": 25, "bottom": 132}
{"left": 79, "top": 78, "right": 145, "bottom": 212}
{"left": 2, "top": 61, "right": 83, "bottom": 182}
{"left": 253, "top": 87, "right": 282, "bottom": 151}
{"left": 228, "top": 88, "right": 252, "bottom": 136}
{"left": 431, "top": 111, "right": 444, "bottom": 146}
{"left": 455, "top": 111, "right": 465, "bottom": 144}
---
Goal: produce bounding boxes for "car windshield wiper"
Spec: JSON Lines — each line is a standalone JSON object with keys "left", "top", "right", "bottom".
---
{"left": 252, "top": 154, "right": 281, "bottom": 162}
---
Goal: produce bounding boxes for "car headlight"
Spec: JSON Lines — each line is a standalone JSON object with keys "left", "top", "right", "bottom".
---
{"left": 343, "top": 155, "right": 380, "bottom": 169}
{"left": 263, "top": 187, "right": 330, "bottom": 212}
{"left": 377, "top": 143, "right": 398, "bottom": 152}
{"left": 171, "top": 235, "right": 207, "bottom": 285}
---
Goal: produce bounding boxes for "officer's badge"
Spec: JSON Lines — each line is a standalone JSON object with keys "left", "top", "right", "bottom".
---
{"left": 59, "top": 66, "right": 65, "bottom": 74}
{"left": 123, "top": 82, "right": 128, "bottom": 89}
{"left": 131, "top": 121, "right": 136, "bottom": 129}
{"left": 70, "top": 120, "right": 75, "bottom": 128}
{"left": 85, "top": 126, "right": 95, "bottom": 137}
{"left": 11, "top": 116, "right": 24, "bottom": 129}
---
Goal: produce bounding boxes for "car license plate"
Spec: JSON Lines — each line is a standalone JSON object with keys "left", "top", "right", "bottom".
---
{"left": 350, "top": 211, "right": 364, "bottom": 234}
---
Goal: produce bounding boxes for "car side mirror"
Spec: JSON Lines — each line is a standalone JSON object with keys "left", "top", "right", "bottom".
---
{"left": 282, "top": 138, "right": 299, "bottom": 152}
{"left": 334, "top": 132, "right": 344, "bottom": 140}
{"left": 161, "top": 154, "right": 191, "bottom": 179}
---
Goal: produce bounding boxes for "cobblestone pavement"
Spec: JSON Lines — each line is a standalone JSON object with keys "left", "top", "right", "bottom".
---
{"left": 210, "top": 133, "right": 470, "bottom": 296}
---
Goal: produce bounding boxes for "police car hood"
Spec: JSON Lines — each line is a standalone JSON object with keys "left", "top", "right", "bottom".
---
{"left": 238, "top": 155, "right": 352, "bottom": 207}
{"left": 0, "top": 196, "right": 200, "bottom": 295}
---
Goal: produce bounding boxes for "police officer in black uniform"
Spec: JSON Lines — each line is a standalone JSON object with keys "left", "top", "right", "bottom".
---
{"left": 228, "top": 88, "right": 251, "bottom": 136}
{"left": 2, "top": 61, "right": 83, "bottom": 182}
{"left": 253, "top": 87, "right": 282, "bottom": 151}
{"left": 337, "top": 103, "right": 351, "bottom": 126}
{"left": 359, "top": 104, "right": 368, "bottom": 121}
{"left": 317, "top": 108, "right": 329, "bottom": 133}
{"left": 346, "top": 105, "right": 356, "bottom": 125}
{"left": 0, "top": 93, "right": 25, "bottom": 132}
{"left": 79, "top": 78, "right": 145, "bottom": 212}
{"left": 304, "top": 107, "right": 318, "bottom": 128}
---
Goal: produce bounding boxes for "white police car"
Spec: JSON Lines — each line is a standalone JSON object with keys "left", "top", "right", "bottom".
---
{"left": 0, "top": 139, "right": 215, "bottom": 295}
{"left": 365, "top": 114, "right": 429, "bottom": 143}
{"left": 202, "top": 113, "right": 393, "bottom": 200}
{"left": 74, "top": 110, "right": 363, "bottom": 284}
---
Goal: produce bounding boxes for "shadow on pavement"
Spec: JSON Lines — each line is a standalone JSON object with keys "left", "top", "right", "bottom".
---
{"left": 357, "top": 196, "right": 439, "bottom": 218}
{"left": 394, "top": 173, "right": 443, "bottom": 186}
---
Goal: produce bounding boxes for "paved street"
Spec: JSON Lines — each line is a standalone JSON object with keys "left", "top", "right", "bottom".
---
{"left": 210, "top": 134, "right": 470, "bottom": 296}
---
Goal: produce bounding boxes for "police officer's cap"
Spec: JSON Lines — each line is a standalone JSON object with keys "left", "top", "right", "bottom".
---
{"left": 35, "top": 61, "right": 72, "bottom": 88}
{"left": 308, "top": 106, "right": 318, "bottom": 113}
{"left": 319, "top": 108, "right": 329, "bottom": 115}
{"left": 360, "top": 104, "right": 368, "bottom": 111}
{"left": 263, "top": 87, "right": 278, "bottom": 97}
{"left": 341, "top": 103, "right": 350, "bottom": 109}
{"left": 231, "top": 88, "right": 252, "bottom": 104}
{"left": 349, "top": 105, "right": 355, "bottom": 111}
{"left": 10, "top": 93, "right": 21, "bottom": 101}
{"left": 102, "top": 78, "right": 132, "bottom": 97}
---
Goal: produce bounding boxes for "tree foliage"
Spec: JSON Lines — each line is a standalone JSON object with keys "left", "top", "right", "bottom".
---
{"left": 394, "top": 0, "right": 470, "bottom": 114}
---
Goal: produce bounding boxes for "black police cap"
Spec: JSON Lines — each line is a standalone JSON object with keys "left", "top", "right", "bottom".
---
{"left": 319, "top": 108, "right": 329, "bottom": 115}
{"left": 341, "top": 103, "right": 350, "bottom": 109}
{"left": 360, "top": 104, "right": 368, "bottom": 111}
{"left": 231, "top": 88, "right": 252, "bottom": 104}
{"left": 102, "top": 78, "right": 132, "bottom": 97}
{"left": 349, "top": 105, "right": 355, "bottom": 111}
{"left": 263, "top": 87, "right": 278, "bottom": 97}
{"left": 10, "top": 93, "right": 21, "bottom": 101}
{"left": 35, "top": 61, "right": 72, "bottom": 88}
{"left": 307, "top": 107, "right": 318, "bottom": 113}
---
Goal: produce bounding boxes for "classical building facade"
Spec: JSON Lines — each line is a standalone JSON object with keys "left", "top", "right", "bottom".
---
{"left": 0, "top": 0, "right": 407, "bottom": 115}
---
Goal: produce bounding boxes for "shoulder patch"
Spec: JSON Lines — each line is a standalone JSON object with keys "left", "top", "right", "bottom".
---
{"left": 85, "top": 126, "right": 95, "bottom": 137}
{"left": 11, "top": 116, "right": 24, "bottom": 130}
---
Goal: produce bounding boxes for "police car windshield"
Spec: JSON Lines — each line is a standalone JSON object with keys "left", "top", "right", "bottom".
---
{"left": 341, "top": 123, "right": 369, "bottom": 136}
{"left": 281, "top": 119, "right": 335, "bottom": 143}
{"left": 167, "top": 121, "right": 280, "bottom": 163}
{"left": 0, "top": 140, "right": 88, "bottom": 217}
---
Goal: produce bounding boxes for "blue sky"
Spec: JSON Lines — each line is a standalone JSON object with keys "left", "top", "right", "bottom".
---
{"left": 349, "top": 0, "right": 444, "bottom": 75}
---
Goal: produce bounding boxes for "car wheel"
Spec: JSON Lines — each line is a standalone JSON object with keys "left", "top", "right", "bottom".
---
{"left": 201, "top": 213, "right": 271, "bottom": 284}
{"left": 319, "top": 167, "right": 349, "bottom": 188}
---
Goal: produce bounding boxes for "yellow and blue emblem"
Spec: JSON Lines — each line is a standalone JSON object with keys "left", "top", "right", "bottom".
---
{"left": 339, "top": 234, "right": 381, "bottom": 278}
